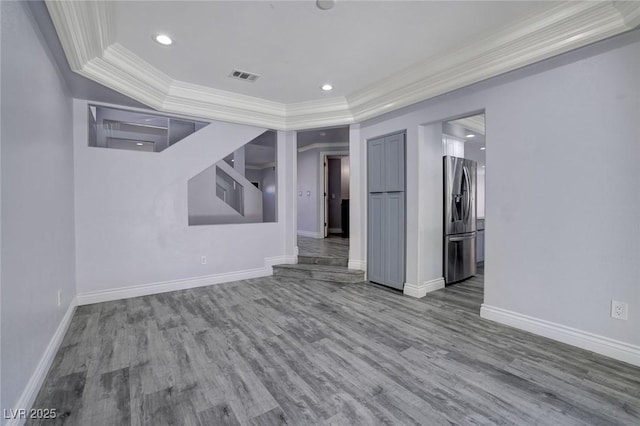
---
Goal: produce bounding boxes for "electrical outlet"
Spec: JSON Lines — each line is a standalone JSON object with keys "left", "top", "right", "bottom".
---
{"left": 611, "top": 300, "right": 628, "bottom": 320}
{"left": 57, "top": 290, "right": 62, "bottom": 307}
{"left": 200, "top": 256, "right": 207, "bottom": 265}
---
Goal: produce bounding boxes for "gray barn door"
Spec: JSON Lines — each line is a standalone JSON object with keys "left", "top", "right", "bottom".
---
{"left": 367, "top": 132, "right": 406, "bottom": 290}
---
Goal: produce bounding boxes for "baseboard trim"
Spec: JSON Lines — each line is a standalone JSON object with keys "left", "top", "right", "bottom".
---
{"left": 348, "top": 259, "right": 366, "bottom": 271}
{"left": 77, "top": 255, "right": 296, "bottom": 305}
{"left": 264, "top": 255, "right": 297, "bottom": 274}
{"left": 403, "top": 278, "right": 445, "bottom": 298}
{"left": 7, "top": 297, "right": 78, "bottom": 426}
{"left": 297, "top": 230, "right": 323, "bottom": 238}
{"left": 480, "top": 304, "right": 640, "bottom": 367}
{"left": 328, "top": 228, "right": 342, "bottom": 234}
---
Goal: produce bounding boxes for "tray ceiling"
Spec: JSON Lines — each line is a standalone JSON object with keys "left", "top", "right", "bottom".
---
{"left": 115, "top": 1, "right": 546, "bottom": 104}
{"left": 45, "top": 1, "right": 640, "bottom": 130}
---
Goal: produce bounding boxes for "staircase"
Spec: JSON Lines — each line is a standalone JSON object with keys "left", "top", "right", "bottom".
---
{"left": 273, "top": 254, "right": 364, "bottom": 284}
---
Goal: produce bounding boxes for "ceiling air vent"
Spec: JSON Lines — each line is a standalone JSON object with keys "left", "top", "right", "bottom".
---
{"left": 229, "top": 69, "right": 260, "bottom": 82}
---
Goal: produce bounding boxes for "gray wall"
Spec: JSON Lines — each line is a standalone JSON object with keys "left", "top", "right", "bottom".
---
{"left": 1, "top": 1, "right": 76, "bottom": 413}
{"left": 297, "top": 148, "right": 321, "bottom": 235}
{"left": 340, "top": 157, "right": 350, "bottom": 199}
{"left": 245, "top": 169, "right": 262, "bottom": 185}
{"left": 188, "top": 160, "right": 264, "bottom": 225}
{"left": 242, "top": 167, "right": 277, "bottom": 222}
{"left": 327, "top": 158, "right": 342, "bottom": 231}
{"left": 261, "top": 167, "right": 277, "bottom": 223}
{"left": 356, "top": 29, "right": 640, "bottom": 349}
{"left": 73, "top": 100, "right": 295, "bottom": 297}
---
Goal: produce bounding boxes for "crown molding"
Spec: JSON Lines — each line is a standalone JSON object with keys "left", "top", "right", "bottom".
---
{"left": 297, "top": 142, "right": 349, "bottom": 153}
{"left": 45, "top": 0, "right": 115, "bottom": 71}
{"left": 615, "top": 0, "right": 640, "bottom": 28}
{"left": 286, "top": 97, "right": 354, "bottom": 130}
{"left": 45, "top": 1, "right": 640, "bottom": 131}
{"left": 346, "top": 1, "right": 636, "bottom": 123}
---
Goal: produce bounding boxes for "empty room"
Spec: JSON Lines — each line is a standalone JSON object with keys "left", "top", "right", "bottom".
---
{"left": 1, "top": 1, "right": 639, "bottom": 425}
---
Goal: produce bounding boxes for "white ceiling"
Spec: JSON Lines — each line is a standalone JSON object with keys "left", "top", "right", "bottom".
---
{"left": 115, "top": 1, "right": 548, "bottom": 104}
{"left": 445, "top": 114, "right": 486, "bottom": 166}
{"left": 45, "top": 1, "right": 640, "bottom": 130}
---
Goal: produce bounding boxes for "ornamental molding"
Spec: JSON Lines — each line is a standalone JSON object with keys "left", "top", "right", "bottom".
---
{"left": 45, "top": 1, "right": 640, "bottom": 130}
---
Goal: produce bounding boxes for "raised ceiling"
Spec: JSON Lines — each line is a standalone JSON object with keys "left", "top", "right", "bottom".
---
{"left": 46, "top": 1, "right": 640, "bottom": 130}
{"left": 115, "top": 1, "right": 546, "bottom": 104}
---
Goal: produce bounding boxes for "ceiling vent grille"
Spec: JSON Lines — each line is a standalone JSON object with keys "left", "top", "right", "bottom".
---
{"left": 229, "top": 69, "right": 260, "bottom": 82}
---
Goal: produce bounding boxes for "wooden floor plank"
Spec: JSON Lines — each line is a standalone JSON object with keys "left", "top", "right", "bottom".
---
{"left": 27, "top": 269, "right": 640, "bottom": 425}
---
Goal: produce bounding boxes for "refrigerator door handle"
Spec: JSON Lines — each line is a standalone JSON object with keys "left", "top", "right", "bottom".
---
{"left": 462, "top": 165, "right": 471, "bottom": 224}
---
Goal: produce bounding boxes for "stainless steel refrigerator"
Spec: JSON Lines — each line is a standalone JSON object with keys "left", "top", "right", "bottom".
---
{"left": 443, "top": 156, "right": 477, "bottom": 284}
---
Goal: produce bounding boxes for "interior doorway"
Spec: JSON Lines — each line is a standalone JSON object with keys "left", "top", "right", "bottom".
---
{"left": 295, "top": 126, "right": 350, "bottom": 240}
{"left": 323, "top": 155, "right": 349, "bottom": 238}
{"left": 295, "top": 126, "right": 351, "bottom": 262}
{"left": 442, "top": 113, "right": 486, "bottom": 291}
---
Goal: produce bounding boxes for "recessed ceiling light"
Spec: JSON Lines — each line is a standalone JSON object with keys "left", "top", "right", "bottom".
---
{"left": 321, "top": 84, "right": 333, "bottom": 91}
{"left": 480, "top": 147, "right": 486, "bottom": 150}
{"left": 466, "top": 134, "right": 475, "bottom": 138}
{"left": 317, "top": 0, "right": 336, "bottom": 11}
{"left": 154, "top": 34, "right": 173, "bottom": 46}
{"left": 136, "top": 143, "right": 144, "bottom": 146}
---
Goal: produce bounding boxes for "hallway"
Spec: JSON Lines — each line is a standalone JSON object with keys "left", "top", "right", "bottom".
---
{"left": 297, "top": 236, "right": 349, "bottom": 260}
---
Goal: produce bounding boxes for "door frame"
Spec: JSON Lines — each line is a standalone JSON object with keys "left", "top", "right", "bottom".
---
{"left": 319, "top": 151, "right": 349, "bottom": 238}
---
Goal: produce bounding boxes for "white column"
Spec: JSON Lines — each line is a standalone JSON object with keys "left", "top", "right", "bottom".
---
{"left": 404, "top": 126, "right": 420, "bottom": 290}
{"left": 404, "top": 123, "right": 445, "bottom": 298}
{"left": 348, "top": 124, "right": 366, "bottom": 272}
{"left": 277, "top": 130, "right": 297, "bottom": 260}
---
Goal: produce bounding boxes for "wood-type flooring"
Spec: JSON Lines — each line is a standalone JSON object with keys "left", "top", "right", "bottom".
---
{"left": 28, "top": 268, "right": 640, "bottom": 425}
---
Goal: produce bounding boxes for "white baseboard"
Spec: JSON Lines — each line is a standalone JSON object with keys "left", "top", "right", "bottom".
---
{"left": 348, "top": 259, "right": 366, "bottom": 271}
{"left": 403, "top": 277, "right": 445, "bottom": 298}
{"left": 297, "top": 230, "right": 323, "bottom": 238}
{"left": 77, "top": 255, "right": 296, "bottom": 305}
{"left": 264, "top": 255, "right": 297, "bottom": 274}
{"left": 7, "top": 297, "right": 77, "bottom": 426}
{"left": 481, "top": 304, "right": 640, "bottom": 367}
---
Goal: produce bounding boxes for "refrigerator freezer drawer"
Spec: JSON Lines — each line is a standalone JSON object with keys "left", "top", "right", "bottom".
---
{"left": 444, "top": 232, "right": 477, "bottom": 284}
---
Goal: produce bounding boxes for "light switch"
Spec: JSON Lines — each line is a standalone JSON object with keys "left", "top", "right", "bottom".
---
{"left": 306, "top": 191, "right": 311, "bottom": 196}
